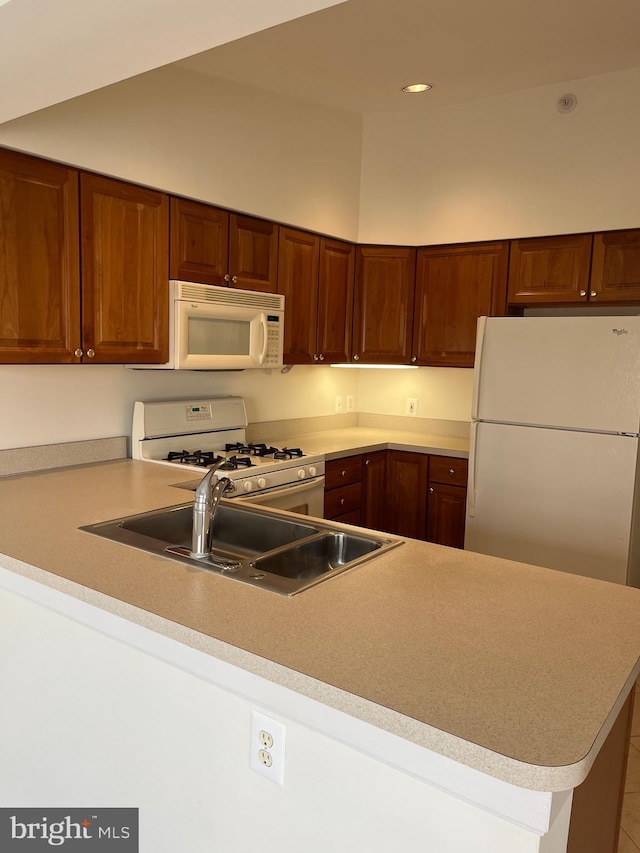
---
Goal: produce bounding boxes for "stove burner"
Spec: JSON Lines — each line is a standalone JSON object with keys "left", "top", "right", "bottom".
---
{"left": 166, "top": 450, "right": 222, "bottom": 468}
{"left": 219, "top": 455, "right": 254, "bottom": 471}
{"left": 225, "top": 442, "right": 280, "bottom": 457}
{"left": 274, "top": 447, "right": 304, "bottom": 460}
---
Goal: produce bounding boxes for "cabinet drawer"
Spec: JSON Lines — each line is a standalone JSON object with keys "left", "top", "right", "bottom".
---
{"left": 429, "top": 456, "right": 468, "bottom": 487}
{"left": 325, "top": 482, "right": 362, "bottom": 518}
{"left": 331, "top": 509, "right": 362, "bottom": 526}
{"left": 325, "top": 455, "right": 362, "bottom": 489}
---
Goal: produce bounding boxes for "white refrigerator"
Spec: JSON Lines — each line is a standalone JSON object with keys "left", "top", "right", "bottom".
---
{"left": 464, "top": 315, "right": 640, "bottom": 586}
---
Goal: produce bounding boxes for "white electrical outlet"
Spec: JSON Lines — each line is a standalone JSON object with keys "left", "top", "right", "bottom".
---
{"left": 335, "top": 395, "right": 344, "bottom": 413}
{"left": 346, "top": 395, "right": 354, "bottom": 413}
{"left": 250, "top": 710, "right": 286, "bottom": 785}
{"left": 406, "top": 397, "right": 418, "bottom": 417}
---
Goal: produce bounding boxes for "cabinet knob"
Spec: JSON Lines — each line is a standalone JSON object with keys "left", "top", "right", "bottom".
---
{"left": 411, "top": 356, "right": 417, "bottom": 363}
{"left": 364, "top": 459, "right": 370, "bottom": 466}
{"left": 449, "top": 468, "right": 455, "bottom": 476}
{"left": 429, "top": 487, "right": 434, "bottom": 493}
{"left": 579, "top": 290, "right": 587, "bottom": 297}
{"left": 86, "top": 349, "right": 96, "bottom": 358}
{"left": 231, "top": 275, "right": 238, "bottom": 284}
{"left": 319, "top": 353, "right": 324, "bottom": 361}
{"left": 224, "top": 274, "right": 231, "bottom": 282}
{"left": 313, "top": 354, "right": 319, "bottom": 361}
{"left": 340, "top": 470, "right": 347, "bottom": 478}
{"left": 591, "top": 291, "right": 597, "bottom": 297}
{"left": 74, "top": 348, "right": 83, "bottom": 358}
{"left": 340, "top": 498, "right": 345, "bottom": 506}
{"left": 353, "top": 354, "right": 360, "bottom": 361}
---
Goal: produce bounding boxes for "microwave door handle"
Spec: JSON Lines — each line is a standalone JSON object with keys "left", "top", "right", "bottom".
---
{"left": 258, "top": 314, "right": 268, "bottom": 365}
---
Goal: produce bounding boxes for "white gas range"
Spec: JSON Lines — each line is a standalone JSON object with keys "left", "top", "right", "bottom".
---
{"left": 131, "top": 398, "right": 325, "bottom": 517}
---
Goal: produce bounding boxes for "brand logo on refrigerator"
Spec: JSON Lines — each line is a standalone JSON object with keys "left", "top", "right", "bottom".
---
{"left": 612, "top": 328, "right": 629, "bottom": 335}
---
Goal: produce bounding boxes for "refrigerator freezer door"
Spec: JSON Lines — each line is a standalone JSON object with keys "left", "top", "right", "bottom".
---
{"left": 474, "top": 316, "right": 640, "bottom": 434}
{"left": 465, "top": 422, "right": 640, "bottom": 585}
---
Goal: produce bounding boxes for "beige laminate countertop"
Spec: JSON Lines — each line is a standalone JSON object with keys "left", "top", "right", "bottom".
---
{"left": 1, "top": 453, "right": 640, "bottom": 794}
{"left": 250, "top": 425, "right": 470, "bottom": 461}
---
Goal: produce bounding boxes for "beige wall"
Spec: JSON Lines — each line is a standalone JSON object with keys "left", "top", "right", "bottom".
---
{"left": 0, "top": 66, "right": 363, "bottom": 241}
{"left": 359, "top": 68, "right": 640, "bottom": 245}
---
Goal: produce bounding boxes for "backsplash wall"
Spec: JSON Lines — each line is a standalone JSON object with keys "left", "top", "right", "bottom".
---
{"left": 0, "top": 365, "right": 473, "bottom": 450}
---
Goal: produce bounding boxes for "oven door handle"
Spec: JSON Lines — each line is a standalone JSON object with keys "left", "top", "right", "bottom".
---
{"left": 232, "top": 476, "right": 325, "bottom": 502}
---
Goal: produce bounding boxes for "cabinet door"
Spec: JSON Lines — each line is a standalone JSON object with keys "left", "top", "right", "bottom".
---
{"left": 278, "top": 227, "right": 319, "bottom": 364}
{"left": 361, "top": 451, "right": 388, "bottom": 532}
{"left": 590, "top": 229, "right": 640, "bottom": 302}
{"left": 413, "top": 242, "right": 508, "bottom": 367}
{"left": 229, "top": 214, "right": 278, "bottom": 293}
{"left": 385, "top": 451, "right": 428, "bottom": 539}
{"left": 426, "top": 483, "right": 467, "bottom": 549}
{"left": 317, "top": 238, "right": 354, "bottom": 363}
{"left": 353, "top": 246, "right": 416, "bottom": 363}
{"left": 80, "top": 173, "right": 169, "bottom": 363}
{"left": 169, "top": 197, "right": 229, "bottom": 286}
{"left": 508, "top": 234, "right": 592, "bottom": 304}
{"left": 0, "top": 149, "right": 80, "bottom": 363}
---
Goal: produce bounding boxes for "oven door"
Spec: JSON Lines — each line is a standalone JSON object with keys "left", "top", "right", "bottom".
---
{"left": 232, "top": 476, "right": 325, "bottom": 518}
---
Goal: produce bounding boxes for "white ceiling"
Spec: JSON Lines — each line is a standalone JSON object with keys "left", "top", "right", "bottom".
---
{"left": 177, "top": 0, "right": 640, "bottom": 114}
{"left": 0, "top": 0, "right": 345, "bottom": 124}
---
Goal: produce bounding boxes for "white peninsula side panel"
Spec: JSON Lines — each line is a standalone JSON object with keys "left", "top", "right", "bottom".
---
{"left": 0, "top": 584, "right": 571, "bottom": 853}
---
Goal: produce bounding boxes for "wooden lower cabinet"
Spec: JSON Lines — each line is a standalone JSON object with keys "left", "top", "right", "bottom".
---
{"left": 426, "top": 456, "right": 469, "bottom": 549}
{"left": 324, "top": 455, "right": 363, "bottom": 525}
{"left": 567, "top": 690, "right": 634, "bottom": 853}
{"left": 385, "top": 451, "right": 429, "bottom": 540}
{"left": 325, "top": 450, "right": 468, "bottom": 547}
{"left": 362, "top": 451, "right": 388, "bottom": 532}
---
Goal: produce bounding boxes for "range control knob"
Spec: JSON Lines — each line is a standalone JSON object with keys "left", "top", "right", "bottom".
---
{"left": 243, "top": 481, "right": 253, "bottom": 492}
{"left": 297, "top": 468, "right": 306, "bottom": 479}
{"left": 257, "top": 477, "right": 266, "bottom": 489}
{"left": 308, "top": 466, "right": 317, "bottom": 477}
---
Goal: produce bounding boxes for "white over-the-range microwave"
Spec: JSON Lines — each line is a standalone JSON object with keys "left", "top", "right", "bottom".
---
{"left": 132, "top": 281, "right": 285, "bottom": 370}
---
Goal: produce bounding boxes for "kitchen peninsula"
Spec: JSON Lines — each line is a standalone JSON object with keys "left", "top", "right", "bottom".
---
{"left": 1, "top": 445, "right": 640, "bottom": 853}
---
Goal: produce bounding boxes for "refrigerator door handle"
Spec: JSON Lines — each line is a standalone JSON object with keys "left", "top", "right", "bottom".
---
{"left": 471, "top": 316, "right": 487, "bottom": 421}
{"left": 467, "top": 420, "right": 478, "bottom": 518}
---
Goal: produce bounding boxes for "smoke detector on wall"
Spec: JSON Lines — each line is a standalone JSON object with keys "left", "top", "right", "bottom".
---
{"left": 557, "top": 93, "right": 577, "bottom": 114}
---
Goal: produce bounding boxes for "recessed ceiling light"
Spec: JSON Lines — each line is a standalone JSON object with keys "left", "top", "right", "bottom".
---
{"left": 402, "top": 83, "right": 432, "bottom": 94}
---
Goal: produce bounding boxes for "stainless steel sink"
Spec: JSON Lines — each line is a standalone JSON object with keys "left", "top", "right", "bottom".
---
{"left": 115, "top": 503, "right": 317, "bottom": 559}
{"left": 254, "top": 533, "right": 381, "bottom": 581}
{"left": 80, "top": 501, "right": 402, "bottom": 595}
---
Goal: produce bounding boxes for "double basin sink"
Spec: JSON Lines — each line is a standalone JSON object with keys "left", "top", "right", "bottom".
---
{"left": 81, "top": 501, "right": 402, "bottom": 595}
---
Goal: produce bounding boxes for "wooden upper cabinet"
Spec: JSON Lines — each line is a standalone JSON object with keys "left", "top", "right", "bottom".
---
{"left": 278, "top": 232, "right": 354, "bottom": 365}
{"left": 413, "top": 241, "right": 508, "bottom": 368}
{"left": 80, "top": 173, "right": 169, "bottom": 363}
{"left": 229, "top": 214, "right": 278, "bottom": 293}
{"left": 508, "top": 234, "right": 593, "bottom": 304}
{"left": 0, "top": 149, "right": 80, "bottom": 363}
{"left": 278, "top": 226, "right": 320, "bottom": 364}
{"left": 317, "top": 237, "right": 354, "bottom": 363}
{"left": 170, "top": 197, "right": 229, "bottom": 286}
{"left": 169, "top": 201, "right": 278, "bottom": 292}
{"left": 590, "top": 229, "right": 640, "bottom": 302}
{"left": 353, "top": 246, "right": 416, "bottom": 364}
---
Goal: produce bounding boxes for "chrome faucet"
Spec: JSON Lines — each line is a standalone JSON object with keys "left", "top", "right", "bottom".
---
{"left": 190, "top": 458, "right": 234, "bottom": 559}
